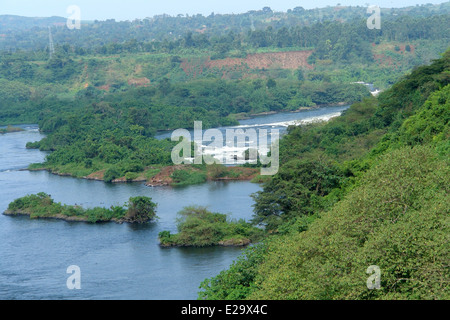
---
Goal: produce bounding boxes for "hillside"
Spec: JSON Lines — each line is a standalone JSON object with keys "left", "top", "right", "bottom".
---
{"left": 181, "top": 50, "right": 314, "bottom": 79}
{"left": 198, "top": 49, "right": 449, "bottom": 300}
{"left": 0, "top": 5, "right": 448, "bottom": 118}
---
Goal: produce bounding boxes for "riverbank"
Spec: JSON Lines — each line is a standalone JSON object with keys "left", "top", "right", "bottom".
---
{"left": 232, "top": 105, "right": 323, "bottom": 120}
{"left": 159, "top": 238, "right": 252, "bottom": 248}
{"left": 22, "top": 104, "right": 349, "bottom": 187}
{"left": 27, "top": 164, "right": 260, "bottom": 187}
{"left": 145, "top": 165, "right": 260, "bottom": 187}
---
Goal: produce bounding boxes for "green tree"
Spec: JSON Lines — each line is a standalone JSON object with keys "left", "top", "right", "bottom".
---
{"left": 124, "top": 196, "right": 158, "bottom": 223}
{"left": 266, "top": 78, "right": 277, "bottom": 89}
{"left": 251, "top": 158, "right": 342, "bottom": 231}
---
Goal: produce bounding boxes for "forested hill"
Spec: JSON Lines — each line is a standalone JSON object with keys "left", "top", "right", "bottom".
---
{"left": 199, "top": 49, "right": 449, "bottom": 300}
{"left": 0, "top": 15, "right": 66, "bottom": 31}
{"left": 0, "top": 4, "right": 448, "bottom": 121}
{"left": 1, "top": 2, "right": 449, "bottom": 51}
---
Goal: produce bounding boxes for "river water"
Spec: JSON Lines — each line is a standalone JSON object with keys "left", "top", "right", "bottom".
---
{"left": 0, "top": 105, "right": 348, "bottom": 300}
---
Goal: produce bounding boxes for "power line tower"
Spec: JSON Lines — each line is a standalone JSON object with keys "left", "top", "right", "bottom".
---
{"left": 48, "top": 26, "right": 55, "bottom": 59}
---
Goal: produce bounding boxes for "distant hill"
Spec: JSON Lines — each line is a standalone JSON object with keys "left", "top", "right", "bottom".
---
{"left": 0, "top": 15, "right": 67, "bottom": 30}
{"left": 0, "top": 2, "right": 449, "bottom": 51}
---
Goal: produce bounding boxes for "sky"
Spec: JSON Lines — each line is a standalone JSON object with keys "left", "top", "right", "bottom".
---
{"left": 0, "top": 0, "right": 448, "bottom": 21}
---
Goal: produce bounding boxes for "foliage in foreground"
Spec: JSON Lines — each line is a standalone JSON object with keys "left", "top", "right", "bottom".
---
{"left": 249, "top": 146, "right": 449, "bottom": 300}
{"left": 198, "top": 243, "right": 268, "bottom": 300}
{"left": 198, "top": 50, "right": 450, "bottom": 300}
{"left": 200, "top": 146, "right": 449, "bottom": 300}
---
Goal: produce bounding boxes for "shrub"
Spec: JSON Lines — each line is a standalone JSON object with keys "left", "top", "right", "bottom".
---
{"left": 171, "top": 169, "right": 207, "bottom": 186}
{"left": 103, "top": 166, "right": 122, "bottom": 183}
{"left": 125, "top": 172, "right": 139, "bottom": 181}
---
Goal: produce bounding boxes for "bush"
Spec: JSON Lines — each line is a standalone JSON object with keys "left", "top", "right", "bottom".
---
{"left": 249, "top": 146, "right": 450, "bottom": 300}
{"left": 103, "top": 166, "right": 122, "bottom": 183}
{"left": 208, "top": 164, "right": 228, "bottom": 179}
{"left": 171, "top": 169, "right": 207, "bottom": 186}
{"left": 125, "top": 172, "right": 139, "bottom": 181}
{"left": 158, "top": 231, "right": 174, "bottom": 244}
{"left": 199, "top": 243, "right": 268, "bottom": 300}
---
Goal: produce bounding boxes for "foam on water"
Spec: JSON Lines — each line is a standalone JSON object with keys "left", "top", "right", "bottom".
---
{"left": 193, "top": 111, "right": 343, "bottom": 164}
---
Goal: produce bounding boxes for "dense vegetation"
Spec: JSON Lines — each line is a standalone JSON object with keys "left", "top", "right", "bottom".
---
{"left": 1, "top": 3, "right": 449, "bottom": 300}
{"left": 250, "top": 49, "right": 450, "bottom": 232}
{"left": 213, "top": 145, "right": 448, "bottom": 300}
{"left": 1, "top": 3, "right": 449, "bottom": 53}
{"left": 198, "top": 50, "right": 449, "bottom": 300}
{"left": 0, "top": 55, "right": 370, "bottom": 181}
{"left": 0, "top": 5, "right": 448, "bottom": 186}
{"left": 26, "top": 118, "right": 178, "bottom": 182}
{"left": 158, "top": 206, "right": 264, "bottom": 247}
{"left": 1, "top": 4, "right": 449, "bottom": 128}
{"left": 5, "top": 193, "right": 158, "bottom": 223}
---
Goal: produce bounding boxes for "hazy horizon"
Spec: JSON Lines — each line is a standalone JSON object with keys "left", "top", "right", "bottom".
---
{"left": 0, "top": 0, "right": 448, "bottom": 21}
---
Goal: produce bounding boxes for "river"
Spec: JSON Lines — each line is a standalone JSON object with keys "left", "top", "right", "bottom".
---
{"left": 0, "top": 105, "right": 348, "bottom": 300}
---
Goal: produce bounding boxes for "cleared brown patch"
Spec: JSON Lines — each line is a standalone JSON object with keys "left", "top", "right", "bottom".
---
{"left": 212, "top": 51, "right": 315, "bottom": 70}
{"left": 181, "top": 50, "right": 314, "bottom": 78}
{"left": 145, "top": 165, "right": 181, "bottom": 187}
{"left": 372, "top": 43, "right": 416, "bottom": 66}
{"left": 84, "top": 169, "right": 106, "bottom": 181}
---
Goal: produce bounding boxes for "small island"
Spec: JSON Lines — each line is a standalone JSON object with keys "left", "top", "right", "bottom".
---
{"left": 158, "top": 206, "right": 264, "bottom": 247}
{"left": 4, "top": 193, "right": 158, "bottom": 224}
{"left": 0, "top": 125, "right": 24, "bottom": 134}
